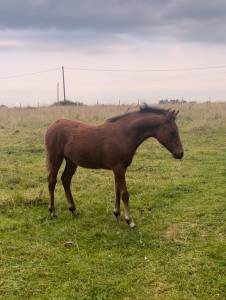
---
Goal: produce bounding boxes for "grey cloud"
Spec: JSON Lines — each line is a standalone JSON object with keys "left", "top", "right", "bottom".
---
{"left": 0, "top": 0, "right": 226, "bottom": 48}
{"left": 165, "top": 0, "right": 226, "bottom": 21}
{"left": 0, "top": 29, "right": 130, "bottom": 53}
{"left": 0, "top": 1, "right": 164, "bottom": 31}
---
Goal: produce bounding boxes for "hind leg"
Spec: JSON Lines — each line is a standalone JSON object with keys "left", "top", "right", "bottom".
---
{"left": 61, "top": 158, "right": 77, "bottom": 216}
{"left": 113, "top": 173, "right": 121, "bottom": 222}
{"left": 48, "top": 157, "right": 63, "bottom": 218}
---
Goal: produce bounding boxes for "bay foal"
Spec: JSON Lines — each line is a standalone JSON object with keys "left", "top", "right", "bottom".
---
{"left": 45, "top": 105, "right": 183, "bottom": 227}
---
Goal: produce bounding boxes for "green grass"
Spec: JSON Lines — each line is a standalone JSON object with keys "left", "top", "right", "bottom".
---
{"left": 0, "top": 104, "right": 225, "bottom": 299}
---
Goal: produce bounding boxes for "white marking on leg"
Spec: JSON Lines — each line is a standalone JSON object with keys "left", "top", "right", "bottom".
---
{"left": 124, "top": 207, "right": 130, "bottom": 221}
{"left": 129, "top": 222, "right": 136, "bottom": 228}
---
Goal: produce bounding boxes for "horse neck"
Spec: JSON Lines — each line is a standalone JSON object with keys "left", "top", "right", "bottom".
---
{"left": 125, "top": 113, "right": 165, "bottom": 149}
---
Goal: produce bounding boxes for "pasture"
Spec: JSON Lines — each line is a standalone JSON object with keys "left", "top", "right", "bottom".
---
{"left": 0, "top": 103, "right": 225, "bottom": 300}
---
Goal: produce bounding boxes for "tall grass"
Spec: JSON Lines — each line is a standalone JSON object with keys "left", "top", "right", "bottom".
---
{"left": 0, "top": 103, "right": 225, "bottom": 300}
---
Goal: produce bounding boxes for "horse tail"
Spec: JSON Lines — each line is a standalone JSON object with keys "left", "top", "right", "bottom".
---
{"left": 45, "top": 130, "right": 53, "bottom": 172}
{"left": 45, "top": 149, "right": 51, "bottom": 172}
{"left": 45, "top": 124, "right": 64, "bottom": 173}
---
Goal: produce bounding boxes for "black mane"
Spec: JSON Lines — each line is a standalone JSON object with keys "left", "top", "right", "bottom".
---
{"left": 106, "top": 104, "right": 168, "bottom": 123}
{"left": 139, "top": 104, "right": 168, "bottom": 115}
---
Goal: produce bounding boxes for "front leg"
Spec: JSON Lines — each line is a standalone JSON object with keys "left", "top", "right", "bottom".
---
{"left": 123, "top": 189, "right": 136, "bottom": 228}
{"left": 113, "top": 166, "right": 136, "bottom": 228}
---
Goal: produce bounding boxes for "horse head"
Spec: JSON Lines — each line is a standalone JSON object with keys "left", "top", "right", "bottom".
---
{"left": 156, "top": 109, "right": 184, "bottom": 159}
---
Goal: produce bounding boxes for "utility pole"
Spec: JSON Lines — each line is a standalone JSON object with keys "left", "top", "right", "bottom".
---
{"left": 62, "top": 66, "right": 66, "bottom": 102}
{"left": 57, "top": 82, "right": 59, "bottom": 102}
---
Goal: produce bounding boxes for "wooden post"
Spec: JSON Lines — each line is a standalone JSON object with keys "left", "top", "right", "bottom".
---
{"left": 62, "top": 66, "right": 66, "bottom": 102}
{"left": 57, "top": 82, "right": 59, "bottom": 102}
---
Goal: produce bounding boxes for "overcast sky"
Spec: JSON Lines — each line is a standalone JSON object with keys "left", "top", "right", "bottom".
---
{"left": 1, "top": 0, "right": 226, "bottom": 106}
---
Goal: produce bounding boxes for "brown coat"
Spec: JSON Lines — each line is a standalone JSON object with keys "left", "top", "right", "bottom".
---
{"left": 45, "top": 105, "right": 183, "bottom": 227}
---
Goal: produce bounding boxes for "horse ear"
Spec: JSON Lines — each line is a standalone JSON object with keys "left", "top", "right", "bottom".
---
{"left": 172, "top": 110, "right": 179, "bottom": 120}
{"left": 140, "top": 103, "right": 148, "bottom": 111}
{"left": 166, "top": 109, "right": 174, "bottom": 120}
{"left": 174, "top": 110, "right": 179, "bottom": 118}
{"left": 166, "top": 109, "right": 179, "bottom": 120}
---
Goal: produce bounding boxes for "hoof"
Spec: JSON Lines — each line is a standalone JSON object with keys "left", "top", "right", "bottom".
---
{"left": 72, "top": 211, "right": 79, "bottom": 218}
{"left": 126, "top": 218, "right": 136, "bottom": 229}
{"left": 69, "top": 208, "right": 79, "bottom": 218}
{"left": 129, "top": 222, "right": 136, "bottom": 229}
{"left": 49, "top": 207, "right": 57, "bottom": 218}
{"left": 50, "top": 212, "right": 57, "bottom": 219}
{"left": 113, "top": 211, "right": 120, "bottom": 223}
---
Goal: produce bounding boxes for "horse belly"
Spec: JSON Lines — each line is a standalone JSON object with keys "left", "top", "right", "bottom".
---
{"left": 77, "top": 153, "right": 106, "bottom": 169}
{"left": 64, "top": 142, "right": 108, "bottom": 169}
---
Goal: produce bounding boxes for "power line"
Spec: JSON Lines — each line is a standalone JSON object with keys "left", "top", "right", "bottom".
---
{"left": 65, "top": 64, "right": 226, "bottom": 72}
{"left": 0, "top": 64, "right": 226, "bottom": 80}
{"left": 0, "top": 67, "right": 60, "bottom": 79}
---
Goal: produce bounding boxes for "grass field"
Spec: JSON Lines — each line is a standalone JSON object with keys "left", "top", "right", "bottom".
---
{"left": 0, "top": 103, "right": 225, "bottom": 300}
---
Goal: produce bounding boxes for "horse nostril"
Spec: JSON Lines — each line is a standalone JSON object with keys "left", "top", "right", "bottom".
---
{"left": 174, "top": 151, "right": 183, "bottom": 159}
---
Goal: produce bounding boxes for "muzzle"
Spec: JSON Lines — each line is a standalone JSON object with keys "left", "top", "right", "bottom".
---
{"left": 173, "top": 151, "right": 184, "bottom": 159}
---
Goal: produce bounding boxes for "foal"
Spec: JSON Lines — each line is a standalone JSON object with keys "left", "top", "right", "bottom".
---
{"left": 45, "top": 105, "right": 183, "bottom": 227}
